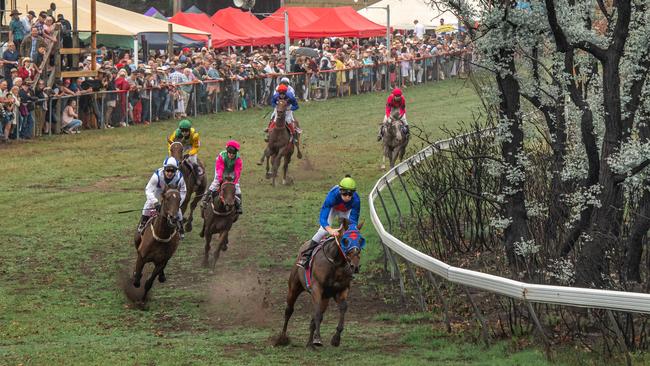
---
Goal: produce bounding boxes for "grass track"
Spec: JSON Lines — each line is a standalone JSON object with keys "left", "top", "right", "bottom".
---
{"left": 0, "top": 79, "right": 599, "bottom": 365}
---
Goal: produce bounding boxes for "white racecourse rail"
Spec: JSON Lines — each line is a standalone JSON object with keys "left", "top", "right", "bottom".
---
{"left": 369, "top": 135, "right": 650, "bottom": 314}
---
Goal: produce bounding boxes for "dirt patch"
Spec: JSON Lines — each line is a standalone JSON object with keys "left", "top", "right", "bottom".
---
{"left": 73, "top": 175, "right": 137, "bottom": 193}
{"left": 205, "top": 268, "right": 274, "bottom": 328}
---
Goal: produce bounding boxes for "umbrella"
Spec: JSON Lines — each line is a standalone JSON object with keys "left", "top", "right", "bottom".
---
{"left": 435, "top": 24, "right": 457, "bottom": 33}
{"left": 292, "top": 47, "right": 319, "bottom": 58}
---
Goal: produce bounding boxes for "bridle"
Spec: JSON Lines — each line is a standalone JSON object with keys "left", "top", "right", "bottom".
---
{"left": 151, "top": 188, "right": 180, "bottom": 242}
{"left": 211, "top": 181, "right": 236, "bottom": 216}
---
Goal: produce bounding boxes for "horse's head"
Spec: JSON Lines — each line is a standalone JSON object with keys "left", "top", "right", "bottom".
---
{"left": 339, "top": 222, "right": 366, "bottom": 274}
{"left": 390, "top": 108, "right": 401, "bottom": 121}
{"left": 169, "top": 141, "right": 184, "bottom": 161}
{"left": 275, "top": 98, "right": 288, "bottom": 128}
{"left": 162, "top": 185, "right": 181, "bottom": 227}
{"left": 215, "top": 176, "right": 237, "bottom": 210}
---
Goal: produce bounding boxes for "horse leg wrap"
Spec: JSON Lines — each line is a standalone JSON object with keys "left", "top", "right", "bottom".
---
{"left": 235, "top": 194, "right": 243, "bottom": 215}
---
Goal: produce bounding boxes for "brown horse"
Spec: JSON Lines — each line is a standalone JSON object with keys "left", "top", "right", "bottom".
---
{"left": 132, "top": 186, "right": 181, "bottom": 302}
{"left": 199, "top": 176, "right": 239, "bottom": 269}
{"left": 169, "top": 141, "right": 207, "bottom": 233}
{"left": 275, "top": 219, "right": 365, "bottom": 348}
{"left": 257, "top": 99, "right": 295, "bottom": 186}
{"left": 381, "top": 109, "right": 410, "bottom": 169}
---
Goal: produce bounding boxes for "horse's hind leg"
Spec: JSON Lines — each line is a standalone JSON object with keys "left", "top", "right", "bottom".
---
{"left": 133, "top": 254, "right": 144, "bottom": 288}
{"left": 211, "top": 232, "right": 227, "bottom": 270}
{"left": 282, "top": 153, "right": 292, "bottom": 185}
{"left": 275, "top": 269, "right": 303, "bottom": 346}
{"left": 331, "top": 288, "right": 350, "bottom": 347}
{"left": 271, "top": 155, "right": 282, "bottom": 186}
{"left": 143, "top": 263, "right": 164, "bottom": 302}
{"left": 185, "top": 192, "right": 202, "bottom": 233}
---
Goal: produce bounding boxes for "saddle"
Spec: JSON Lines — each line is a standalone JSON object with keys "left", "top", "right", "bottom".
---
{"left": 268, "top": 120, "right": 296, "bottom": 135}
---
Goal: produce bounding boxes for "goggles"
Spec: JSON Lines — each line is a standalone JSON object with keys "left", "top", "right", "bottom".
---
{"left": 226, "top": 147, "right": 238, "bottom": 154}
{"left": 340, "top": 190, "right": 355, "bottom": 197}
{"left": 164, "top": 167, "right": 177, "bottom": 173}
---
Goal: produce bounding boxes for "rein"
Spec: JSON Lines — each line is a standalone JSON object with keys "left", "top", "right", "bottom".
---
{"left": 210, "top": 181, "right": 236, "bottom": 216}
{"left": 323, "top": 236, "right": 350, "bottom": 265}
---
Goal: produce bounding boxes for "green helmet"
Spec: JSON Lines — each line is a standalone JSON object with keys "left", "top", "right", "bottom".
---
{"left": 339, "top": 176, "right": 356, "bottom": 191}
{"left": 178, "top": 119, "right": 192, "bottom": 129}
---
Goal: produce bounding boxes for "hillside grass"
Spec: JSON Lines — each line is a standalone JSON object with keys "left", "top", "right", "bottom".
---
{"left": 0, "top": 79, "right": 594, "bottom": 365}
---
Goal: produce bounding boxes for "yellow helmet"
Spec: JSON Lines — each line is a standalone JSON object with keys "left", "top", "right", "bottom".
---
{"left": 339, "top": 176, "right": 356, "bottom": 191}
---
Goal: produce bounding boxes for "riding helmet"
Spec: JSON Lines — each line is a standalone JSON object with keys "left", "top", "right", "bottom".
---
{"left": 277, "top": 84, "right": 288, "bottom": 93}
{"left": 178, "top": 119, "right": 192, "bottom": 129}
{"left": 392, "top": 88, "right": 402, "bottom": 96}
{"left": 163, "top": 157, "right": 179, "bottom": 169}
{"left": 339, "top": 176, "right": 357, "bottom": 191}
{"left": 226, "top": 140, "right": 241, "bottom": 151}
{"left": 280, "top": 77, "right": 290, "bottom": 85}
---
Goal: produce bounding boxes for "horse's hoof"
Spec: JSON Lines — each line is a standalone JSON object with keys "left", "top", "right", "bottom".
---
{"left": 297, "top": 152, "right": 303, "bottom": 159}
{"left": 133, "top": 280, "right": 140, "bottom": 288}
{"left": 221, "top": 243, "right": 228, "bottom": 251}
{"left": 380, "top": 164, "right": 386, "bottom": 170}
{"left": 256, "top": 161, "right": 263, "bottom": 166}
{"left": 265, "top": 173, "right": 272, "bottom": 179}
{"left": 158, "top": 272, "right": 166, "bottom": 283}
{"left": 331, "top": 334, "right": 341, "bottom": 347}
{"left": 274, "top": 334, "right": 290, "bottom": 347}
{"left": 312, "top": 337, "right": 323, "bottom": 347}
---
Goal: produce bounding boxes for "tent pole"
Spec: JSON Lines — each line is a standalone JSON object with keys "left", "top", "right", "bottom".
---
{"left": 284, "top": 11, "right": 290, "bottom": 74}
{"left": 134, "top": 37, "right": 139, "bottom": 67}
{"left": 208, "top": 36, "right": 212, "bottom": 49}
{"left": 167, "top": 24, "right": 173, "bottom": 60}
{"left": 91, "top": 0, "right": 96, "bottom": 71}
{"left": 386, "top": 4, "right": 390, "bottom": 89}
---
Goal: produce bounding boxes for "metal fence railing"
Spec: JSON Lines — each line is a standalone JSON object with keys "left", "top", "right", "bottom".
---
{"left": 369, "top": 132, "right": 650, "bottom": 314}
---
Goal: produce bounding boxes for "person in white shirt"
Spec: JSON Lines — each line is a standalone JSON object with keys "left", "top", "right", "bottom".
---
{"left": 414, "top": 19, "right": 425, "bottom": 39}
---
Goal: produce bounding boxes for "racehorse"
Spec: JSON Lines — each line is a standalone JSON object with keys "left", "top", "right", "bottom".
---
{"left": 275, "top": 219, "right": 365, "bottom": 348}
{"left": 169, "top": 141, "right": 207, "bottom": 233}
{"left": 381, "top": 108, "right": 410, "bottom": 170}
{"left": 257, "top": 99, "right": 295, "bottom": 186}
{"left": 132, "top": 186, "right": 181, "bottom": 303}
{"left": 199, "top": 176, "right": 239, "bottom": 269}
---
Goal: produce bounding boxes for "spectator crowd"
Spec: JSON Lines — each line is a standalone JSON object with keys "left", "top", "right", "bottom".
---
{"left": 1, "top": 7, "right": 473, "bottom": 142}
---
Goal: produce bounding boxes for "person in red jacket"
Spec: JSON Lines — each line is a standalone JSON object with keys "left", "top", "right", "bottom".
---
{"left": 378, "top": 87, "right": 409, "bottom": 141}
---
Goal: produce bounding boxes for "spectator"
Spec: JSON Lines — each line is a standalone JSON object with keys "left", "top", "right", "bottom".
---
{"left": 17, "top": 58, "right": 36, "bottom": 84}
{"left": 2, "top": 42, "right": 19, "bottom": 87}
{"left": 414, "top": 20, "right": 426, "bottom": 40}
{"left": 42, "top": 16, "right": 57, "bottom": 45}
{"left": 61, "top": 99, "right": 82, "bottom": 134}
{"left": 20, "top": 10, "right": 35, "bottom": 36}
{"left": 0, "top": 80, "right": 12, "bottom": 142}
{"left": 34, "top": 12, "right": 47, "bottom": 37}
{"left": 34, "top": 79, "right": 48, "bottom": 136}
{"left": 21, "top": 27, "right": 46, "bottom": 62}
{"left": 9, "top": 10, "right": 25, "bottom": 51}
{"left": 57, "top": 14, "right": 73, "bottom": 69}
{"left": 19, "top": 82, "right": 37, "bottom": 139}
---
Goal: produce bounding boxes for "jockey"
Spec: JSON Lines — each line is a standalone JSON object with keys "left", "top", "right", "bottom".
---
{"left": 137, "top": 157, "right": 187, "bottom": 238}
{"left": 297, "top": 175, "right": 361, "bottom": 268}
{"left": 378, "top": 88, "right": 409, "bottom": 141}
{"left": 275, "top": 77, "right": 295, "bottom": 95}
{"left": 267, "top": 84, "right": 301, "bottom": 147}
{"left": 167, "top": 119, "right": 204, "bottom": 180}
{"left": 202, "top": 140, "right": 243, "bottom": 215}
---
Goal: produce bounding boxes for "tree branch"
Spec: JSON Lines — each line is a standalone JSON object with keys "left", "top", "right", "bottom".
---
{"left": 614, "top": 159, "right": 650, "bottom": 183}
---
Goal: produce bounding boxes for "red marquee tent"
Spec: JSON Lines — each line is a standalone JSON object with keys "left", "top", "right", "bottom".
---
{"left": 211, "top": 7, "right": 285, "bottom": 46}
{"left": 261, "top": 7, "right": 321, "bottom": 38}
{"left": 169, "top": 12, "right": 251, "bottom": 48}
{"left": 291, "top": 6, "right": 387, "bottom": 39}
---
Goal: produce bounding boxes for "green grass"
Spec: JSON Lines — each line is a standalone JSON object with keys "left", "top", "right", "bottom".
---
{"left": 0, "top": 79, "right": 584, "bottom": 365}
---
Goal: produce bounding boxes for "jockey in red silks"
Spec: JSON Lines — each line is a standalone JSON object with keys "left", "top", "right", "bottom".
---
{"left": 378, "top": 87, "right": 410, "bottom": 141}
{"left": 203, "top": 140, "right": 243, "bottom": 215}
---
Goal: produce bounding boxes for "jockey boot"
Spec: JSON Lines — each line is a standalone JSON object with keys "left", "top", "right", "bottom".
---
{"left": 137, "top": 215, "right": 149, "bottom": 233}
{"left": 194, "top": 163, "right": 204, "bottom": 180}
{"left": 200, "top": 190, "right": 213, "bottom": 208}
{"left": 402, "top": 124, "right": 410, "bottom": 136}
{"left": 377, "top": 126, "right": 384, "bottom": 141}
{"left": 297, "top": 240, "right": 319, "bottom": 269}
{"left": 235, "top": 194, "right": 243, "bottom": 215}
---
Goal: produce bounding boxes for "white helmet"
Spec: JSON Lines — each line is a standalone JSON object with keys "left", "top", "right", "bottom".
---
{"left": 280, "top": 77, "right": 290, "bottom": 85}
{"left": 163, "top": 157, "right": 178, "bottom": 170}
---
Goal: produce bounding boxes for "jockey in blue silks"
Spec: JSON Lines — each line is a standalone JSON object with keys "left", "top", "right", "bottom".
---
{"left": 267, "top": 83, "right": 302, "bottom": 149}
{"left": 297, "top": 175, "right": 361, "bottom": 268}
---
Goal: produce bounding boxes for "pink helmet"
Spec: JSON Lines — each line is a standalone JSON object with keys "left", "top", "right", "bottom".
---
{"left": 226, "top": 140, "right": 240, "bottom": 151}
{"left": 392, "top": 88, "right": 402, "bottom": 96}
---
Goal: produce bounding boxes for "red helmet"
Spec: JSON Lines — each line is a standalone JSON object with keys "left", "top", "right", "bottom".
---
{"left": 277, "top": 84, "right": 288, "bottom": 93}
{"left": 226, "top": 140, "right": 240, "bottom": 151}
{"left": 392, "top": 88, "right": 402, "bottom": 96}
